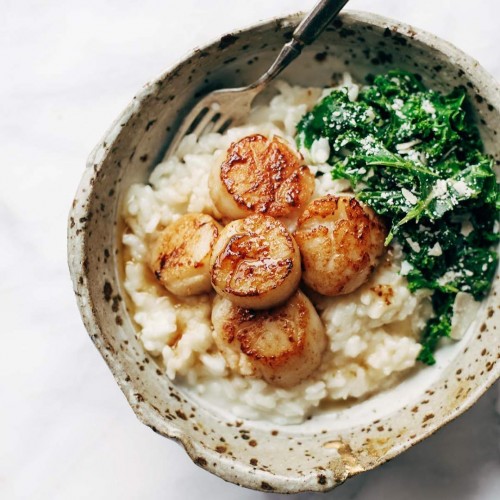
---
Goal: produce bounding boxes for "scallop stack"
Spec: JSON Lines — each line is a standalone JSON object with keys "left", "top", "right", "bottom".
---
{"left": 149, "top": 134, "right": 387, "bottom": 388}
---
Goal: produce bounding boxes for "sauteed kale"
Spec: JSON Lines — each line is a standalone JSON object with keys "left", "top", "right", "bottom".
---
{"left": 297, "top": 70, "right": 499, "bottom": 364}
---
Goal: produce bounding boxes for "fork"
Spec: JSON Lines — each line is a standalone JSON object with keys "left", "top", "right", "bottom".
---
{"left": 164, "top": 0, "right": 349, "bottom": 159}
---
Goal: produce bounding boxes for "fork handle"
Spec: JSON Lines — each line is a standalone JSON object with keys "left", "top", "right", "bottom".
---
{"left": 294, "top": 0, "right": 349, "bottom": 45}
{"left": 255, "top": 0, "right": 349, "bottom": 86}
{"left": 293, "top": 0, "right": 349, "bottom": 46}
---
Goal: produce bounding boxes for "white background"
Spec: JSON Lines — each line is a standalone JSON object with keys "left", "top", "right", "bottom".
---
{"left": 1, "top": 0, "right": 499, "bottom": 498}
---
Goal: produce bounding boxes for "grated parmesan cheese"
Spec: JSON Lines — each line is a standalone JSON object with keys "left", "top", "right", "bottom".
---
{"left": 452, "top": 180, "right": 473, "bottom": 197}
{"left": 400, "top": 260, "right": 413, "bottom": 276}
{"left": 428, "top": 242, "right": 443, "bottom": 257}
{"left": 396, "top": 139, "right": 422, "bottom": 152}
{"left": 460, "top": 219, "right": 474, "bottom": 237}
{"left": 422, "top": 99, "right": 436, "bottom": 116}
{"left": 401, "top": 188, "right": 418, "bottom": 205}
{"left": 432, "top": 179, "right": 449, "bottom": 198}
{"left": 437, "top": 270, "right": 460, "bottom": 286}
{"left": 450, "top": 292, "right": 480, "bottom": 340}
{"left": 406, "top": 238, "right": 421, "bottom": 253}
{"left": 392, "top": 98, "right": 404, "bottom": 110}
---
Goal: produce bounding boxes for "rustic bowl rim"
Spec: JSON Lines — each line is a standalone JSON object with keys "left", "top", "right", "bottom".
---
{"left": 68, "top": 9, "right": 500, "bottom": 493}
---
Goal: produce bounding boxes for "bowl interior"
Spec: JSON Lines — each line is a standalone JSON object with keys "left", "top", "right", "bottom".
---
{"left": 68, "top": 11, "right": 500, "bottom": 493}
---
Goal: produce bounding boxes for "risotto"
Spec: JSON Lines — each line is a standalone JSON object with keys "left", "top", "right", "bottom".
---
{"left": 122, "top": 75, "right": 434, "bottom": 424}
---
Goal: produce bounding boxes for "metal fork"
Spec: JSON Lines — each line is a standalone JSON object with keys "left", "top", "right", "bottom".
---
{"left": 164, "top": 0, "right": 349, "bottom": 159}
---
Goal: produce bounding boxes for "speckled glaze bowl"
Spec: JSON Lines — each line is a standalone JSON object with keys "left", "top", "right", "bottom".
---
{"left": 68, "top": 11, "right": 499, "bottom": 493}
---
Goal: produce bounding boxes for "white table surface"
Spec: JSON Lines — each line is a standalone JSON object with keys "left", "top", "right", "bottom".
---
{"left": 1, "top": 1, "right": 499, "bottom": 498}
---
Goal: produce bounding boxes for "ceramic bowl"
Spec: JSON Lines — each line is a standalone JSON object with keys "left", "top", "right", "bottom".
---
{"left": 68, "top": 10, "right": 499, "bottom": 493}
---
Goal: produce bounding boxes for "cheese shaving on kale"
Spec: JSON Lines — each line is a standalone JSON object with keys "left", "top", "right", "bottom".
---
{"left": 296, "top": 70, "right": 499, "bottom": 365}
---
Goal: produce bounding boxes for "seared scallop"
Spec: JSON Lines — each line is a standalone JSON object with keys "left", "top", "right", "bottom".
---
{"left": 294, "top": 195, "right": 387, "bottom": 296}
{"left": 211, "top": 290, "right": 327, "bottom": 388}
{"left": 208, "top": 134, "right": 315, "bottom": 220}
{"left": 210, "top": 214, "right": 301, "bottom": 309}
{"left": 150, "top": 213, "right": 222, "bottom": 296}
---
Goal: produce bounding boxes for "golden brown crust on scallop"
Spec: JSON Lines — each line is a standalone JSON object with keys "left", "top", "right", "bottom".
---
{"left": 211, "top": 291, "right": 327, "bottom": 387}
{"left": 150, "top": 213, "right": 222, "bottom": 296}
{"left": 222, "top": 301, "right": 306, "bottom": 368}
{"left": 210, "top": 214, "right": 301, "bottom": 309}
{"left": 211, "top": 134, "right": 315, "bottom": 220}
{"left": 294, "top": 195, "right": 387, "bottom": 296}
